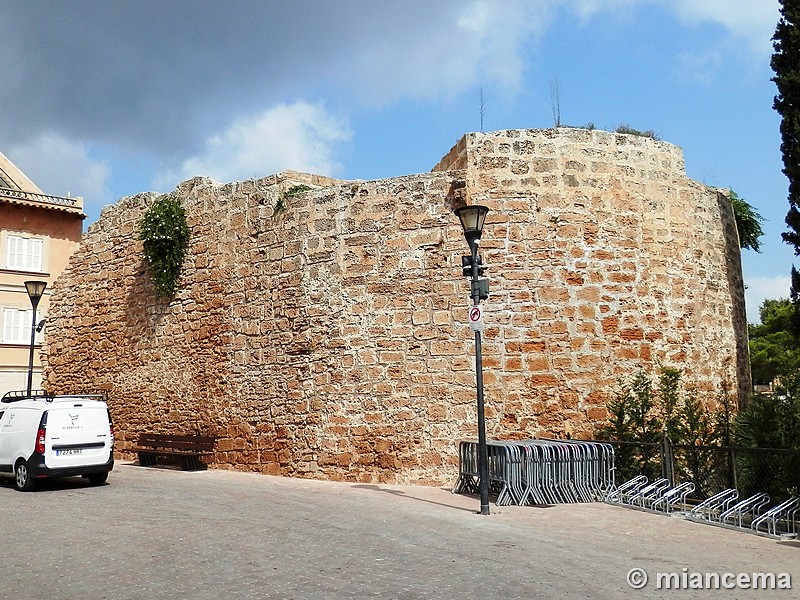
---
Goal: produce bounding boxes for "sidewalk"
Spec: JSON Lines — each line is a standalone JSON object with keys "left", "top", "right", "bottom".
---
{"left": 1, "top": 463, "right": 796, "bottom": 599}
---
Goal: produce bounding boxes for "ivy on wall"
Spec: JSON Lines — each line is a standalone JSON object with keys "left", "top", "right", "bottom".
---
{"left": 275, "top": 184, "right": 312, "bottom": 212}
{"left": 139, "top": 193, "right": 191, "bottom": 298}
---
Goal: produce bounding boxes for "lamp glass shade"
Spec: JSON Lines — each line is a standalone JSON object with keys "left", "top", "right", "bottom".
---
{"left": 454, "top": 205, "right": 489, "bottom": 237}
{"left": 24, "top": 280, "right": 47, "bottom": 302}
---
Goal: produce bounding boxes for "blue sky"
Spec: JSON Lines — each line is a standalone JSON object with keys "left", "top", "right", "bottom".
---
{"left": 0, "top": 1, "right": 788, "bottom": 322}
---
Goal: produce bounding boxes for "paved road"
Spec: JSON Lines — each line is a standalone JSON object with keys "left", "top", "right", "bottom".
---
{"left": 1, "top": 463, "right": 796, "bottom": 599}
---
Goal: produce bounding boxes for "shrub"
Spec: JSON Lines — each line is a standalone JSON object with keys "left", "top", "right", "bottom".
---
{"left": 139, "top": 193, "right": 191, "bottom": 298}
{"left": 614, "top": 124, "right": 660, "bottom": 140}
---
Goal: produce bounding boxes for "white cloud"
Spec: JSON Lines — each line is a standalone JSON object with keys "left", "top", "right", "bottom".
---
{"left": 745, "top": 275, "right": 790, "bottom": 324}
{"left": 350, "top": 1, "right": 553, "bottom": 104}
{"left": 8, "top": 133, "right": 113, "bottom": 215}
{"left": 567, "top": 0, "right": 640, "bottom": 21}
{"left": 154, "top": 102, "right": 351, "bottom": 189}
{"left": 676, "top": 48, "right": 725, "bottom": 85}
{"left": 454, "top": 1, "right": 550, "bottom": 90}
{"left": 565, "top": 0, "right": 779, "bottom": 54}
{"left": 665, "top": 0, "right": 780, "bottom": 53}
{"left": 422, "top": 0, "right": 636, "bottom": 101}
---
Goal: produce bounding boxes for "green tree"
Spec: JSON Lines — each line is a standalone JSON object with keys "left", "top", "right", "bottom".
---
{"left": 599, "top": 368, "right": 727, "bottom": 446}
{"left": 729, "top": 190, "right": 764, "bottom": 252}
{"left": 598, "top": 368, "right": 730, "bottom": 487}
{"left": 658, "top": 366, "right": 683, "bottom": 442}
{"left": 600, "top": 370, "right": 661, "bottom": 443}
{"left": 734, "top": 376, "right": 800, "bottom": 499}
{"left": 735, "top": 370, "right": 800, "bottom": 450}
{"left": 772, "top": 2, "right": 800, "bottom": 297}
{"left": 748, "top": 299, "right": 800, "bottom": 385}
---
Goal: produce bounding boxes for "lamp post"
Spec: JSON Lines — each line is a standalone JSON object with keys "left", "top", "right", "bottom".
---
{"left": 454, "top": 205, "right": 491, "bottom": 515}
{"left": 24, "top": 280, "right": 47, "bottom": 396}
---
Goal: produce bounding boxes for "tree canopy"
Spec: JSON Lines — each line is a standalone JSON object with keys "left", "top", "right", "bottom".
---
{"left": 748, "top": 299, "right": 800, "bottom": 385}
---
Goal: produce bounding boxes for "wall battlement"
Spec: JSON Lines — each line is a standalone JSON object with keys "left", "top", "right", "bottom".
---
{"left": 43, "top": 128, "right": 748, "bottom": 485}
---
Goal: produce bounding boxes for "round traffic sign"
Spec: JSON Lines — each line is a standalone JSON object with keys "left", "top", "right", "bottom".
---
{"left": 469, "top": 306, "right": 482, "bottom": 322}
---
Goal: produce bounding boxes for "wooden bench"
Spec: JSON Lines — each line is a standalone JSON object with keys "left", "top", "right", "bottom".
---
{"left": 131, "top": 433, "right": 216, "bottom": 471}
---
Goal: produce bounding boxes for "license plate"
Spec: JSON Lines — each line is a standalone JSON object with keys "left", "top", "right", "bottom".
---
{"left": 56, "top": 449, "right": 83, "bottom": 456}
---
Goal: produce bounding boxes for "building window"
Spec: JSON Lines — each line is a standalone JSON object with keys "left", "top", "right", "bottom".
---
{"left": 6, "top": 235, "right": 43, "bottom": 272}
{"left": 2, "top": 308, "right": 32, "bottom": 344}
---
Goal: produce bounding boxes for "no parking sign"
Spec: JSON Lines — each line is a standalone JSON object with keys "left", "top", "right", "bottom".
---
{"left": 468, "top": 305, "right": 484, "bottom": 332}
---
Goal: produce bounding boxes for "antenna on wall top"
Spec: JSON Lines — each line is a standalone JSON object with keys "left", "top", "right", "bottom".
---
{"left": 550, "top": 78, "right": 561, "bottom": 128}
{"left": 479, "top": 87, "right": 485, "bottom": 132}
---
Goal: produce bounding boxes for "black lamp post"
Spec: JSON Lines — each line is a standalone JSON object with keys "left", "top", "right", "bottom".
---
{"left": 24, "top": 280, "right": 47, "bottom": 396}
{"left": 454, "top": 205, "right": 491, "bottom": 515}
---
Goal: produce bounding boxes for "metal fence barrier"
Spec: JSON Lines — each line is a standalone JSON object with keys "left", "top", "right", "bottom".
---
{"left": 452, "top": 439, "right": 615, "bottom": 506}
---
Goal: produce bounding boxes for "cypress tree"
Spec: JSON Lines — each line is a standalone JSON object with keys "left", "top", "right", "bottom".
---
{"left": 772, "top": 1, "right": 800, "bottom": 305}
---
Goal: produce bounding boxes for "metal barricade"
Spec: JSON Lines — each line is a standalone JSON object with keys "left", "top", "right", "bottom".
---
{"left": 452, "top": 441, "right": 524, "bottom": 506}
{"left": 453, "top": 439, "right": 615, "bottom": 506}
{"left": 452, "top": 441, "right": 480, "bottom": 496}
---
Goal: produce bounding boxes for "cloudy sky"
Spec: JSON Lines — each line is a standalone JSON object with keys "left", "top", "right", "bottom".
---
{"left": 0, "top": 0, "right": 789, "bottom": 322}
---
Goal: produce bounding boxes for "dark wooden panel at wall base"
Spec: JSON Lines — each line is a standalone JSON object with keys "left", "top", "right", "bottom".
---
{"left": 131, "top": 433, "right": 216, "bottom": 471}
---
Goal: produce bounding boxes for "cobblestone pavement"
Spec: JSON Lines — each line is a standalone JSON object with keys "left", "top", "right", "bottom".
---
{"left": 1, "top": 463, "right": 797, "bottom": 599}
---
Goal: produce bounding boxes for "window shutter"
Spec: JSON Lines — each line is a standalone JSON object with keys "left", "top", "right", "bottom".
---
{"left": 6, "top": 235, "right": 43, "bottom": 272}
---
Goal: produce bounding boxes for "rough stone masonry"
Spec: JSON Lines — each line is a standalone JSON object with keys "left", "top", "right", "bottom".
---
{"left": 42, "top": 128, "right": 748, "bottom": 486}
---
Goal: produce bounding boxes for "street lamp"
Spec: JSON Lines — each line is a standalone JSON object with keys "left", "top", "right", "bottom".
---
{"left": 24, "top": 280, "right": 47, "bottom": 396}
{"left": 454, "top": 205, "right": 491, "bottom": 515}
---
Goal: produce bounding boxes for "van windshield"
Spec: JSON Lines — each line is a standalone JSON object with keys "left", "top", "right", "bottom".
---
{"left": 47, "top": 406, "right": 107, "bottom": 432}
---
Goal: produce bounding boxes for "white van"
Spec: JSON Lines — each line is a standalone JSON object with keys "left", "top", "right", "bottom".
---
{"left": 0, "top": 391, "right": 114, "bottom": 491}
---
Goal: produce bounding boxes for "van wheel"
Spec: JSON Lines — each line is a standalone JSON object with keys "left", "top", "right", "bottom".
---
{"left": 86, "top": 472, "right": 108, "bottom": 486}
{"left": 14, "top": 461, "right": 36, "bottom": 492}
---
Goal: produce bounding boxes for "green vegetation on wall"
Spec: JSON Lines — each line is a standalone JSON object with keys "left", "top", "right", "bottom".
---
{"left": 729, "top": 190, "right": 765, "bottom": 253}
{"left": 614, "top": 124, "right": 660, "bottom": 140}
{"left": 275, "top": 184, "right": 312, "bottom": 213}
{"left": 139, "top": 193, "right": 191, "bottom": 298}
{"left": 597, "top": 367, "right": 732, "bottom": 489}
{"left": 735, "top": 374, "right": 800, "bottom": 450}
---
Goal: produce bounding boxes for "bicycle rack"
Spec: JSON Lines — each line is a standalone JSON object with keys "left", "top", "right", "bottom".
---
{"left": 649, "top": 481, "right": 696, "bottom": 514}
{"left": 687, "top": 488, "right": 740, "bottom": 523}
{"left": 719, "top": 493, "right": 771, "bottom": 529}
{"left": 604, "top": 475, "right": 648, "bottom": 504}
{"left": 605, "top": 476, "right": 696, "bottom": 517}
{"left": 683, "top": 489, "right": 799, "bottom": 539}
{"left": 750, "top": 497, "right": 799, "bottom": 539}
{"left": 629, "top": 478, "right": 672, "bottom": 509}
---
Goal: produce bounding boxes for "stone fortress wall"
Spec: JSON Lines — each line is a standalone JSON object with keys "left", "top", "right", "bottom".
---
{"left": 42, "top": 128, "right": 749, "bottom": 485}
